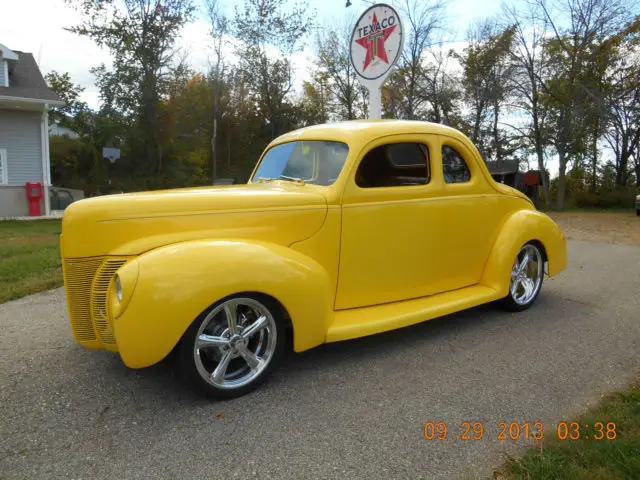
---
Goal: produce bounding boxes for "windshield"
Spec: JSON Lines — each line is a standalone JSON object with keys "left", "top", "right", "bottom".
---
{"left": 251, "top": 141, "right": 349, "bottom": 186}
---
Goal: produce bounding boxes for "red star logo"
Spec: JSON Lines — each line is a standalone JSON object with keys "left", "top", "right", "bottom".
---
{"left": 355, "top": 12, "right": 397, "bottom": 72}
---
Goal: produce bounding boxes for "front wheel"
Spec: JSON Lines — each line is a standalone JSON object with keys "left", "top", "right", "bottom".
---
{"left": 498, "top": 242, "right": 545, "bottom": 312}
{"left": 179, "top": 294, "right": 286, "bottom": 399}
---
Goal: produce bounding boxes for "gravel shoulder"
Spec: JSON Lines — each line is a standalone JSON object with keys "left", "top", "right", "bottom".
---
{"left": 548, "top": 211, "right": 640, "bottom": 246}
{"left": 1, "top": 238, "right": 639, "bottom": 479}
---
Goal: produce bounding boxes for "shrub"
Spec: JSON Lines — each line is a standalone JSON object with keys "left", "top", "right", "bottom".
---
{"left": 575, "top": 188, "right": 638, "bottom": 209}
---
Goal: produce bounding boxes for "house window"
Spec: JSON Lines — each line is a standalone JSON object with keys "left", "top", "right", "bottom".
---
{"left": 442, "top": 145, "right": 471, "bottom": 183}
{"left": 0, "top": 149, "right": 7, "bottom": 184}
{"left": 0, "top": 60, "right": 8, "bottom": 87}
{"left": 356, "top": 143, "right": 430, "bottom": 188}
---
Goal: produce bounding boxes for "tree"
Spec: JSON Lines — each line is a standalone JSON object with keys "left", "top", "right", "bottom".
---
{"left": 602, "top": 17, "right": 640, "bottom": 187}
{"left": 44, "top": 71, "right": 89, "bottom": 133}
{"left": 298, "top": 77, "right": 329, "bottom": 126}
{"left": 233, "top": 0, "right": 313, "bottom": 138}
{"left": 536, "top": 0, "right": 633, "bottom": 209}
{"left": 205, "top": 0, "right": 230, "bottom": 184}
{"left": 422, "top": 48, "right": 464, "bottom": 126}
{"left": 454, "top": 20, "right": 516, "bottom": 159}
{"left": 315, "top": 16, "right": 364, "bottom": 120}
{"left": 389, "top": 0, "right": 447, "bottom": 119}
{"left": 503, "top": 1, "right": 553, "bottom": 208}
{"left": 66, "top": 0, "right": 195, "bottom": 178}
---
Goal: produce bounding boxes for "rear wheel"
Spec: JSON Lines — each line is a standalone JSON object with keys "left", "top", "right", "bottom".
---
{"left": 179, "top": 294, "right": 286, "bottom": 399}
{"left": 498, "top": 242, "right": 545, "bottom": 312}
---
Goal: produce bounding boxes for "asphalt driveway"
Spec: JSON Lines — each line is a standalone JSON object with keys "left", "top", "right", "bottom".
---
{"left": 1, "top": 239, "right": 639, "bottom": 479}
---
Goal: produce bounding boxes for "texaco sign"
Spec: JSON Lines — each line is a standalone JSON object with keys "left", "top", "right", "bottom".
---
{"left": 350, "top": 3, "right": 404, "bottom": 81}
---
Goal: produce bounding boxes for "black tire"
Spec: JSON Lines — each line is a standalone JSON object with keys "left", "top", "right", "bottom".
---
{"left": 636, "top": 209, "right": 639, "bottom": 217}
{"left": 498, "top": 242, "right": 545, "bottom": 312}
{"left": 179, "top": 293, "right": 286, "bottom": 399}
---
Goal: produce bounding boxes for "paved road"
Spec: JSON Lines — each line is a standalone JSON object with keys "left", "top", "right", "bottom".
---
{"left": 1, "top": 239, "right": 639, "bottom": 479}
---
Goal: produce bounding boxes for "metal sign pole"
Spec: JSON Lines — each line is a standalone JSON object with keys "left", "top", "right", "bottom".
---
{"left": 369, "top": 82, "right": 382, "bottom": 120}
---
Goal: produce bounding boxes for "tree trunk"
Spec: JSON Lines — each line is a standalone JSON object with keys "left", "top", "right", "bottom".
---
{"left": 635, "top": 143, "right": 640, "bottom": 186}
{"left": 493, "top": 100, "right": 500, "bottom": 162}
{"left": 556, "top": 146, "right": 567, "bottom": 210}
{"left": 472, "top": 103, "right": 483, "bottom": 144}
{"left": 531, "top": 99, "right": 550, "bottom": 209}
{"left": 227, "top": 120, "right": 231, "bottom": 168}
{"left": 212, "top": 117, "right": 218, "bottom": 185}
{"left": 615, "top": 137, "right": 629, "bottom": 186}
{"left": 591, "top": 117, "right": 598, "bottom": 193}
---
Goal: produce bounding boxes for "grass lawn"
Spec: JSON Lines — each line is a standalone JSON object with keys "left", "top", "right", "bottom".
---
{"left": 500, "top": 380, "right": 640, "bottom": 479}
{"left": 0, "top": 220, "right": 63, "bottom": 303}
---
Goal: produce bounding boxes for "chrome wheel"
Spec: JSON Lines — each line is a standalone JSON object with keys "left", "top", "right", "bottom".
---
{"left": 193, "top": 297, "right": 277, "bottom": 390}
{"left": 509, "top": 244, "right": 544, "bottom": 306}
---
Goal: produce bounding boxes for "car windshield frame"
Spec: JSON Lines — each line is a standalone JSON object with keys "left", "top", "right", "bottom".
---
{"left": 250, "top": 140, "right": 350, "bottom": 186}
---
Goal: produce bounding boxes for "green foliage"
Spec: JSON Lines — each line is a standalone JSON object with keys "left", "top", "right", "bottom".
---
{"left": 233, "top": 0, "right": 313, "bottom": 138}
{"left": 49, "top": 136, "right": 103, "bottom": 194}
{"left": 502, "top": 384, "right": 640, "bottom": 479}
{"left": 66, "top": 0, "right": 195, "bottom": 180}
{"left": 314, "top": 16, "right": 367, "bottom": 121}
{"left": 575, "top": 188, "right": 639, "bottom": 209}
{"left": 44, "top": 70, "right": 89, "bottom": 132}
{"left": 454, "top": 20, "right": 516, "bottom": 154}
{"left": 0, "top": 220, "right": 62, "bottom": 303}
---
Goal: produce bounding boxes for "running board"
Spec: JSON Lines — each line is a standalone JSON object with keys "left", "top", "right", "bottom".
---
{"left": 326, "top": 285, "right": 501, "bottom": 343}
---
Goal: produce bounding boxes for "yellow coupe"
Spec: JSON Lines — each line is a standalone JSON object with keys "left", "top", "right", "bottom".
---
{"left": 61, "top": 120, "right": 567, "bottom": 398}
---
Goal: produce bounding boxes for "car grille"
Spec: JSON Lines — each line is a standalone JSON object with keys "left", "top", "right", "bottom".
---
{"left": 91, "top": 258, "right": 128, "bottom": 344}
{"left": 64, "top": 256, "right": 129, "bottom": 346}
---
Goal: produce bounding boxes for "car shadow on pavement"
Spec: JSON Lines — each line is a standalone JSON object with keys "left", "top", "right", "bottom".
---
{"left": 281, "top": 302, "right": 501, "bottom": 370}
{"left": 79, "top": 293, "right": 566, "bottom": 405}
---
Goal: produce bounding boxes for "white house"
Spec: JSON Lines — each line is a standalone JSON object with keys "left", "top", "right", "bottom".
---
{"left": 0, "top": 43, "right": 63, "bottom": 217}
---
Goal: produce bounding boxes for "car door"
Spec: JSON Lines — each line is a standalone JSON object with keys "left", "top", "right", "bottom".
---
{"left": 433, "top": 135, "right": 513, "bottom": 291}
{"left": 335, "top": 134, "right": 446, "bottom": 311}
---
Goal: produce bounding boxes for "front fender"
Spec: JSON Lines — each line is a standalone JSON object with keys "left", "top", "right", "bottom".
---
{"left": 112, "top": 240, "right": 333, "bottom": 368}
{"left": 480, "top": 210, "right": 567, "bottom": 297}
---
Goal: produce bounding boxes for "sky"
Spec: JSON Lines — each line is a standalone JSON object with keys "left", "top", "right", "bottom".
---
{"left": 1, "top": 0, "right": 505, "bottom": 109}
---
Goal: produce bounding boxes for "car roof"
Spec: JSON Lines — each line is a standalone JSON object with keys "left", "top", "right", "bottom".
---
{"left": 271, "top": 120, "right": 467, "bottom": 146}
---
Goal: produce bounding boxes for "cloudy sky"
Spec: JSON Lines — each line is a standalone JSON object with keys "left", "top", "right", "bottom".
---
{"left": 3, "top": 0, "right": 504, "bottom": 108}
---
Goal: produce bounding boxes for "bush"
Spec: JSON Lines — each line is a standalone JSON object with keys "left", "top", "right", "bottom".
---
{"left": 575, "top": 188, "right": 638, "bottom": 209}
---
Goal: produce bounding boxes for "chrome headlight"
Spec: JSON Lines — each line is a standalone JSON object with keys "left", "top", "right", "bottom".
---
{"left": 114, "top": 275, "right": 123, "bottom": 303}
{"left": 109, "top": 261, "right": 139, "bottom": 319}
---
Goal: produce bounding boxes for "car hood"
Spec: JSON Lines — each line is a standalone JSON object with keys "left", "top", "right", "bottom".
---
{"left": 61, "top": 183, "right": 328, "bottom": 258}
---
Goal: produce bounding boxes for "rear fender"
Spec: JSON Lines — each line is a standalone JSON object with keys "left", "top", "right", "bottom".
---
{"left": 480, "top": 210, "right": 567, "bottom": 297}
{"left": 112, "top": 240, "right": 333, "bottom": 368}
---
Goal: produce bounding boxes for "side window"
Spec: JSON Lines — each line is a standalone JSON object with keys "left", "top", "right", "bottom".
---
{"left": 356, "top": 143, "right": 430, "bottom": 188}
{"left": 442, "top": 145, "right": 471, "bottom": 183}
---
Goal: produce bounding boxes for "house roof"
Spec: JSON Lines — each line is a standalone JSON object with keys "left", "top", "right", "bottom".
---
{"left": 485, "top": 159, "right": 520, "bottom": 175}
{"left": 0, "top": 50, "right": 63, "bottom": 105}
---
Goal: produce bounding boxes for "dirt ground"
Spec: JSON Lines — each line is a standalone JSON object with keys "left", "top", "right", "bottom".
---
{"left": 547, "top": 211, "right": 640, "bottom": 246}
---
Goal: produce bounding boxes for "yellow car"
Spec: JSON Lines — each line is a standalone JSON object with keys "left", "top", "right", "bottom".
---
{"left": 61, "top": 120, "right": 567, "bottom": 398}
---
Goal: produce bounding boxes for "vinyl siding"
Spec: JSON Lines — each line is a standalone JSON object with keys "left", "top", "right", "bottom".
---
{"left": 0, "top": 109, "right": 44, "bottom": 185}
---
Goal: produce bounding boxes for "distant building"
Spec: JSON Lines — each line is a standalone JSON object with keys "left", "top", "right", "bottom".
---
{"left": 49, "top": 119, "right": 80, "bottom": 139}
{"left": 485, "top": 159, "right": 543, "bottom": 207}
{"left": 0, "top": 42, "right": 63, "bottom": 216}
{"left": 486, "top": 159, "right": 524, "bottom": 189}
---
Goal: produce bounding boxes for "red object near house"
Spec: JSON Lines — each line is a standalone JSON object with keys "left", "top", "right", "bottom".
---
{"left": 25, "top": 182, "right": 43, "bottom": 216}
{"left": 524, "top": 170, "right": 542, "bottom": 186}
